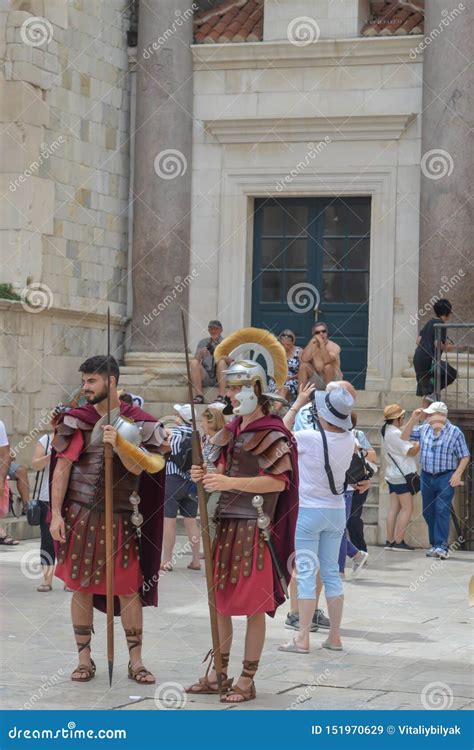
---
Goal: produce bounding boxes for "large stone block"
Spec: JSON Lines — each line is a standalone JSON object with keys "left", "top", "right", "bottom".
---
{"left": 11, "top": 61, "right": 54, "bottom": 90}
{"left": 43, "top": 0, "right": 69, "bottom": 29}
{"left": 0, "top": 77, "right": 49, "bottom": 125}
{"left": 0, "top": 122, "right": 46, "bottom": 173}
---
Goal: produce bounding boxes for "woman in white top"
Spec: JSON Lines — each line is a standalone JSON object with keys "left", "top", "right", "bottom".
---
{"left": 31, "top": 433, "right": 55, "bottom": 591}
{"left": 381, "top": 404, "right": 420, "bottom": 551}
{"left": 279, "top": 385, "right": 355, "bottom": 654}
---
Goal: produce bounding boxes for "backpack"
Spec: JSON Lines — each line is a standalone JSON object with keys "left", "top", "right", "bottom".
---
{"left": 170, "top": 430, "right": 193, "bottom": 473}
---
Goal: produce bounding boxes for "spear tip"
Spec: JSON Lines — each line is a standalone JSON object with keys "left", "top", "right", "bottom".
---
{"left": 108, "top": 659, "right": 113, "bottom": 687}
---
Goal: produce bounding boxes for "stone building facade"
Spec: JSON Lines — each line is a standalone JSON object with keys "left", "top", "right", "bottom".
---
{"left": 1, "top": 0, "right": 473, "bottom": 457}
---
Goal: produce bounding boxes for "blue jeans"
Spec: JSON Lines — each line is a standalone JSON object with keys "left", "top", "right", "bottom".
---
{"left": 421, "top": 470, "right": 454, "bottom": 550}
{"left": 338, "top": 491, "right": 359, "bottom": 573}
{"left": 295, "top": 506, "right": 346, "bottom": 599}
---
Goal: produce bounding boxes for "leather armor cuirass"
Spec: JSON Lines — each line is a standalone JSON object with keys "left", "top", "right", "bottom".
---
{"left": 218, "top": 432, "right": 279, "bottom": 520}
{"left": 66, "top": 433, "right": 139, "bottom": 513}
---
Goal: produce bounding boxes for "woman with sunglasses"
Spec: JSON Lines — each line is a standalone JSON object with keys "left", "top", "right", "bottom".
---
{"left": 277, "top": 330, "right": 302, "bottom": 406}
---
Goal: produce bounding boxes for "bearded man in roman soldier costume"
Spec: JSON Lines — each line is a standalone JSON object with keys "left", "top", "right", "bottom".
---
{"left": 49, "top": 355, "right": 168, "bottom": 684}
{"left": 187, "top": 328, "right": 299, "bottom": 703}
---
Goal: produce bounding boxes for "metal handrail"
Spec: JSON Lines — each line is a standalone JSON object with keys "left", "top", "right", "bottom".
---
{"left": 433, "top": 323, "right": 474, "bottom": 407}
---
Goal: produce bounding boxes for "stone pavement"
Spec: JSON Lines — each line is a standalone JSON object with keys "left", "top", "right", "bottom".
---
{"left": 1, "top": 539, "right": 473, "bottom": 712}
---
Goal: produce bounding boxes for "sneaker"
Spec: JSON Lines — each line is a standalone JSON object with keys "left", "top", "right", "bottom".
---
{"left": 435, "top": 547, "right": 449, "bottom": 560}
{"left": 351, "top": 550, "right": 369, "bottom": 579}
{"left": 284, "top": 611, "right": 299, "bottom": 631}
{"left": 392, "top": 540, "right": 416, "bottom": 551}
{"left": 313, "top": 609, "right": 330, "bottom": 629}
{"left": 284, "top": 611, "right": 318, "bottom": 633}
{"left": 425, "top": 547, "right": 437, "bottom": 557}
{"left": 384, "top": 540, "right": 394, "bottom": 550}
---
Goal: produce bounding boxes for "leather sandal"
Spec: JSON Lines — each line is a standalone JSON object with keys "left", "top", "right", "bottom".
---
{"left": 71, "top": 624, "right": 96, "bottom": 682}
{"left": 186, "top": 652, "right": 233, "bottom": 695}
{"left": 221, "top": 659, "right": 258, "bottom": 703}
{"left": 125, "top": 627, "right": 155, "bottom": 684}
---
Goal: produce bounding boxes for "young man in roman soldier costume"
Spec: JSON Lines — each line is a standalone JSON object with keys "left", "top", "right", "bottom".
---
{"left": 187, "top": 328, "right": 299, "bottom": 703}
{"left": 49, "top": 355, "right": 168, "bottom": 684}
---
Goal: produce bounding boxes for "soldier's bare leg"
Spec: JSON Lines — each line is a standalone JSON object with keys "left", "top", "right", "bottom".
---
{"left": 223, "top": 612, "right": 265, "bottom": 703}
{"left": 120, "top": 593, "right": 155, "bottom": 683}
{"left": 71, "top": 592, "right": 94, "bottom": 680}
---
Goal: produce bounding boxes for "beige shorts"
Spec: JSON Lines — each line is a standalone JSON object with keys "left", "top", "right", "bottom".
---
{"left": 308, "top": 369, "right": 343, "bottom": 390}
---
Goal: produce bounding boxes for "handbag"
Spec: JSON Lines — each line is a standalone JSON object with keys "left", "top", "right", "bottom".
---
{"left": 27, "top": 435, "right": 50, "bottom": 527}
{"left": 386, "top": 451, "right": 420, "bottom": 496}
{"left": 346, "top": 449, "right": 375, "bottom": 485}
{"left": 26, "top": 499, "right": 41, "bottom": 526}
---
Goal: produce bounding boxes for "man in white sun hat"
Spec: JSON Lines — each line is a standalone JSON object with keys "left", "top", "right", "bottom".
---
{"left": 401, "top": 401, "right": 470, "bottom": 559}
{"left": 161, "top": 404, "right": 201, "bottom": 572}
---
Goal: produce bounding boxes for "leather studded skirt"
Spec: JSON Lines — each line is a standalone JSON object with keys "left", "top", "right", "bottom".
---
{"left": 54, "top": 501, "right": 142, "bottom": 595}
{"left": 213, "top": 518, "right": 275, "bottom": 616}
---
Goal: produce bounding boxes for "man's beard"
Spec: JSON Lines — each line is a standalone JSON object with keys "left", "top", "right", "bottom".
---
{"left": 84, "top": 386, "right": 108, "bottom": 405}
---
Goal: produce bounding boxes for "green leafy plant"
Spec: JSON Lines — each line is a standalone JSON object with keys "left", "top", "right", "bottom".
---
{"left": 0, "top": 283, "right": 21, "bottom": 301}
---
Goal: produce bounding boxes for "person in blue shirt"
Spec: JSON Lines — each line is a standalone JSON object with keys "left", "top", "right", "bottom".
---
{"left": 401, "top": 402, "right": 470, "bottom": 559}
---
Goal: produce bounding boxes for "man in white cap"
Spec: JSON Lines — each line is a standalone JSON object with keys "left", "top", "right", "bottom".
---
{"left": 401, "top": 402, "right": 470, "bottom": 559}
{"left": 161, "top": 404, "right": 201, "bottom": 572}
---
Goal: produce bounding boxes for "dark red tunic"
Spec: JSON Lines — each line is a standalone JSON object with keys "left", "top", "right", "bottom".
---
{"left": 50, "top": 403, "right": 166, "bottom": 615}
{"left": 212, "top": 414, "right": 299, "bottom": 617}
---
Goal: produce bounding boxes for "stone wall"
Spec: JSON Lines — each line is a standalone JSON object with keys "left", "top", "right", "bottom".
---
{"left": 0, "top": 0, "right": 131, "bottom": 454}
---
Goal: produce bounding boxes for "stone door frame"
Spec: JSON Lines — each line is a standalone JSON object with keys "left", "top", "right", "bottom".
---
{"left": 216, "top": 167, "right": 397, "bottom": 390}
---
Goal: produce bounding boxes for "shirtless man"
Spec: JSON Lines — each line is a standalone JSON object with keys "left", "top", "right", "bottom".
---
{"left": 298, "top": 322, "right": 342, "bottom": 390}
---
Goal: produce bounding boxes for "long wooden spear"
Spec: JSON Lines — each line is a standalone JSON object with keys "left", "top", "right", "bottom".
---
{"left": 181, "top": 310, "right": 223, "bottom": 694}
{"left": 105, "top": 307, "right": 114, "bottom": 685}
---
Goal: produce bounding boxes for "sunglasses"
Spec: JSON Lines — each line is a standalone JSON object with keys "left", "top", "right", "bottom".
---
{"left": 280, "top": 334, "right": 294, "bottom": 341}
{"left": 314, "top": 329, "right": 327, "bottom": 335}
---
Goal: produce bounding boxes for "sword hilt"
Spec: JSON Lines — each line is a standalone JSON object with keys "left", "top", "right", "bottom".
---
{"left": 252, "top": 494, "right": 270, "bottom": 532}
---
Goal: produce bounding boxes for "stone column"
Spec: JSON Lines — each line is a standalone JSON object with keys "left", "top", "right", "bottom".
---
{"left": 419, "top": 2, "right": 474, "bottom": 324}
{"left": 127, "top": 0, "right": 194, "bottom": 366}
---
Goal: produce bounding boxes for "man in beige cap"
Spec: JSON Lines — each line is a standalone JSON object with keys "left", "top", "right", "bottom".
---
{"left": 401, "top": 402, "right": 470, "bottom": 559}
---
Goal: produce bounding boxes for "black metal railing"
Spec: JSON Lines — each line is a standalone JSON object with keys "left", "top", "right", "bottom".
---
{"left": 434, "top": 323, "right": 474, "bottom": 407}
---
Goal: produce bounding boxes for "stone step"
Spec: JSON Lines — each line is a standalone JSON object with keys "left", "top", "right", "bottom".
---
{"left": 361, "top": 502, "right": 378, "bottom": 525}
{"left": 3, "top": 515, "right": 41, "bottom": 541}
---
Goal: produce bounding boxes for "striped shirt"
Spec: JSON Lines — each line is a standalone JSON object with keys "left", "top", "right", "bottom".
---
{"left": 412, "top": 421, "right": 469, "bottom": 474}
{"left": 166, "top": 423, "right": 192, "bottom": 479}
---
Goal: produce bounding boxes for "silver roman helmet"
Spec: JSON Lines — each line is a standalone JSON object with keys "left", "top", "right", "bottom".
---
{"left": 213, "top": 327, "right": 288, "bottom": 415}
